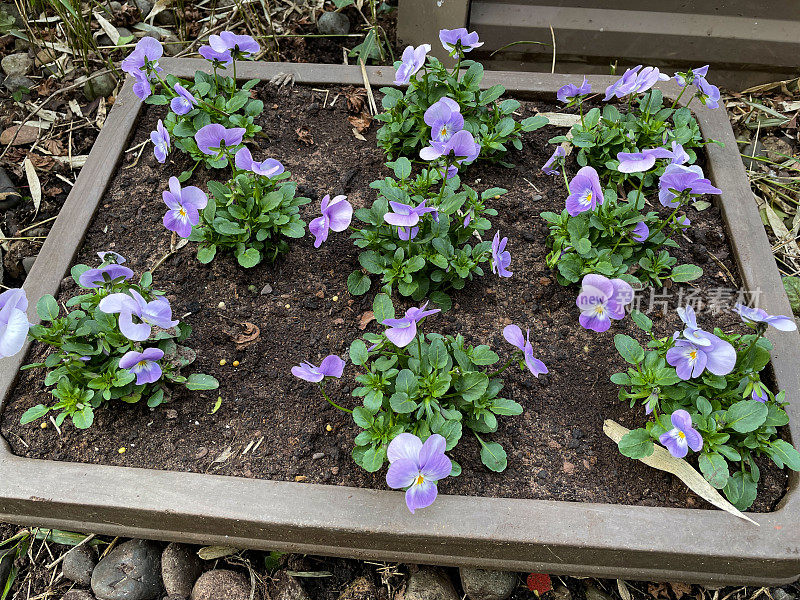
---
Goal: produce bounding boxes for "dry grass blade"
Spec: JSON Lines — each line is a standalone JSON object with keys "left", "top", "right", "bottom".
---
{"left": 22, "top": 157, "right": 41, "bottom": 219}
{"left": 603, "top": 420, "right": 759, "bottom": 525}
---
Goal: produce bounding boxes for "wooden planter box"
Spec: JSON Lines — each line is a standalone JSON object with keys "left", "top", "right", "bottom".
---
{"left": 0, "top": 61, "right": 799, "bottom": 585}
{"left": 397, "top": 0, "right": 800, "bottom": 90}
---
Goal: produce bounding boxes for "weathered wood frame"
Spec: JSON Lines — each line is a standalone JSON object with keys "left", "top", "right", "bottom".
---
{"left": 1, "top": 61, "right": 799, "bottom": 585}
{"left": 397, "top": 0, "right": 800, "bottom": 90}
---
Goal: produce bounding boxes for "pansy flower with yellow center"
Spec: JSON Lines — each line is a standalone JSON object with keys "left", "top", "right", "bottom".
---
{"left": 565, "top": 166, "right": 604, "bottom": 216}
{"left": 659, "top": 409, "right": 703, "bottom": 458}
{"left": 386, "top": 433, "right": 452, "bottom": 514}
{"left": 161, "top": 176, "right": 208, "bottom": 239}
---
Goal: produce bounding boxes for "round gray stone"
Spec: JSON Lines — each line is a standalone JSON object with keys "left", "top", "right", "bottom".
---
{"left": 2, "top": 74, "right": 33, "bottom": 94}
{"left": 1, "top": 53, "right": 32, "bottom": 77}
{"left": 62, "top": 545, "right": 98, "bottom": 586}
{"left": 84, "top": 73, "right": 117, "bottom": 101}
{"left": 459, "top": 567, "right": 517, "bottom": 600}
{"left": 91, "top": 539, "right": 162, "bottom": 600}
{"left": 191, "top": 570, "right": 254, "bottom": 600}
{"left": 405, "top": 569, "right": 458, "bottom": 600}
{"left": 584, "top": 585, "right": 614, "bottom": 600}
{"left": 133, "top": 0, "right": 152, "bottom": 16}
{"left": 154, "top": 9, "right": 175, "bottom": 25}
{"left": 161, "top": 543, "right": 203, "bottom": 598}
{"left": 0, "top": 167, "right": 21, "bottom": 210}
{"left": 317, "top": 11, "right": 350, "bottom": 36}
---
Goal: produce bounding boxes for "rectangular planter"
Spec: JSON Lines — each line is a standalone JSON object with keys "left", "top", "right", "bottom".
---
{"left": 1, "top": 60, "right": 799, "bottom": 585}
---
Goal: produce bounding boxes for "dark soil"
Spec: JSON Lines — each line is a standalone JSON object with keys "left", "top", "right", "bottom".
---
{"left": 0, "top": 83, "right": 788, "bottom": 512}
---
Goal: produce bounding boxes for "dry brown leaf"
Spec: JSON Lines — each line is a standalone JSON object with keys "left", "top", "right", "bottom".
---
{"left": 358, "top": 311, "right": 375, "bottom": 330}
{"left": 604, "top": 420, "right": 758, "bottom": 525}
{"left": 296, "top": 127, "right": 314, "bottom": 145}
{"left": 211, "top": 446, "right": 234, "bottom": 464}
{"left": 345, "top": 87, "right": 368, "bottom": 113}
{"left": 648, "top": 583, "right": 670, "bottom": 600}
{"left": 351, "top": 128, "right": 366, "bottom": 142}
{"left": 231, "top": 321, "right": 260, "bottom": 349}
{"left": 42, "top": 139, "right": 65, "bottom": 156}
{"left": 348, "top": 111, "right": 372, "bottom": 133}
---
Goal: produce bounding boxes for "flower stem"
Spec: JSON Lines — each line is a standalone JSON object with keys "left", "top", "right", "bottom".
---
{"left": 318, "top": 383, "right": 352, "bottom": 413}
{"left": 487, "top": 354, "right": 517, "bottom": 378}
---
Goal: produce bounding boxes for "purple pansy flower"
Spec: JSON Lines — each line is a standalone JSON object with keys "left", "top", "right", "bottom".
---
{"left": 439, "top": 28, "right": 483, "bottom": 53}
{"left": 503, "top": 324, "right": 548, "bottom": 376}
{"left": 676, "top": 214, "right": 691, "bottom": 227}
{"left": 616, "top": 147, "right": 673, "bottom": 173}
{"left": 150, "top": 119, "right": 170, "bottom": 164}
{"left": 234, "top": 147, "right": 285, "bottom": 178}
{"left": 382, "top": 302, "right": 440, "bottom": 348}
{"left": 604, "top": 65, "right": 669, "bottom": 100}
{"left": 668, "top": 141, "right": 690, "bottom": 165}
{"left": 556, "top": 77, "right": 590, "bottom": 103}
{"left": 291, "top": 354, "right": 345, "bottom": 383}
{"left": 97, "top": 251, "right": 125, "bottom": 264}
{"left": 752, "top": 386, "right": 768, "bottom": 403}
{"left": 424, "top": 97, "right": 464, "bottom": 143}
{"left": 666, "top": 334, "right": 736, "bottom": 380}
{"left": 675, "top": 65, "right": 709, "bottom": 87}
{"left": 734, "top": 303, "right": 797, "bottom": 332}
{"left": 210, "top": 31, "right": 260, "bottom": 58}
{"left": 566, "top": 166, "right": 604, "bottom": 216}
{"left": 162, "top": 176, "right": 208, "bottom": 238}
{"left": 119, "top": 347, "right": 165, "bottom": 385}
{"left": 384, "top": 199, "right": 438, "bottom": 239}
{"left": 386, "top": 433, "right": 451, "bottom": 514}
{"left": 542, "top": 145, "right": 566, "bottom": 176}
{"left": 99, "top": 290, "right": 179, "bottom": 342}
{"left": 576, "top": 274, "right": 633, "bottom": 333}
{"left": 132, "top": 70, "right": 154, "bottom": 101}
{"left": 659, "top": 409, "right": 703, "bottom": 458}
{"left": 676, "top": 305, "right": 713, "bottom": 346}
{"left": 78, "top": 263, "right": 134, "bottom": 288}
{"left": 121, "top": 36, "right": 163, "bottom": 78}
{"left": 394, "top": 43, "right": 431, "bottom": 85}
{"left": 0, "top": 289, "right": 30, "bottom": 359}
{"left": 198, "top": 44, "right": 232, "bottom": 65}
{"left": 195, "top": 124, "right": 246, "bottom": 159}
{"left": 170, "top": 83, "right": 197, "bottom": 116}
{"left": 658, "top": 164, "right": 721, "bottom": 208}
{"left": 631, "top": 221, "right": 649, "bottom": 243}
{"left": 420, "top": 129, "right": 481, "bottom": 165}
{"left": 309, "top": 194, "right": 353, "bottom": 248}
{"left": 490, "top": 231, "right": 512, "bottom": 278}
{"left": 695, "top": 77, "right": 720, "bottom": 109}
{"left": 644, "top": 390, "right": 659, "bottom": 415}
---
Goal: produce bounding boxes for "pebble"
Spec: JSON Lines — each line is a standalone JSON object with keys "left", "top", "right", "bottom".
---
{"left": 62, "top": 591, "right": 97, "bottom": 600}
{"left": 273, "top": 572, "right": 310, "bottom": 600}
{"left": 191, "top": 570, "right": 255, "bottom": 600}
{"left": 772, "top": 590, "right": 796, "bottom": 600}
{"left": 84, "top": 73, "right": 117, "bottom": 101}
{"left": 0, "top": 167, "right": 22, "bottom": 210}
{"left": 161, "top": 543, "right": 203, "bottom": 597}
{"left": 155, "top": 9, "right": 176, "bottom": 25}
{"left": 0, "top": 124, "right": 38, "bottom": 145}
{"left": 91, "top": 539, "right": 162, "bottom": 600}
{"left": 62, "top": 544, "right": 98, "bottom": 586}
{"left": 337, "top": 575, "right": 377, "bottom": 600}
{"left": 551, "top": 585, "right": 573, "bottom": 600}
{"left": 2, "top": 75, "right": 34, "bottom": 94}
{"left": 405, "top": 569, "right": 459, "bottom": 600}
{"left": 316, "top": 11, "right": 350, "bottom": 36}
{"left": 1, "top": 53, "right": 32, "bottom": 77}
{"left": 133, "top": 0, "right": 153, "bottom": 16}
{"left": 459, "top": 567, "right": 516, "bottom": 600}
{"left": 584, "top": 584, "right": 614, "bottom": 600}
{"left": 312, "top": 452, "right": 325, "bottom": 460}
{"left": 22, "top": 256, "right": 36, "bottom": 274}
{"left": 134, "top": 22, "right": 167, "bottom": 40}
{"left": 261, "top": 283, "right": 273, "bottom": 295}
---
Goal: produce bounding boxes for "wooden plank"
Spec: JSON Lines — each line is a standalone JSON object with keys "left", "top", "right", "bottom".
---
{"left": 476, "top": 0, "right": 800, "bottom": 20}
{"left": 397, "top": 0, "right": 470, "bottom": 65}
